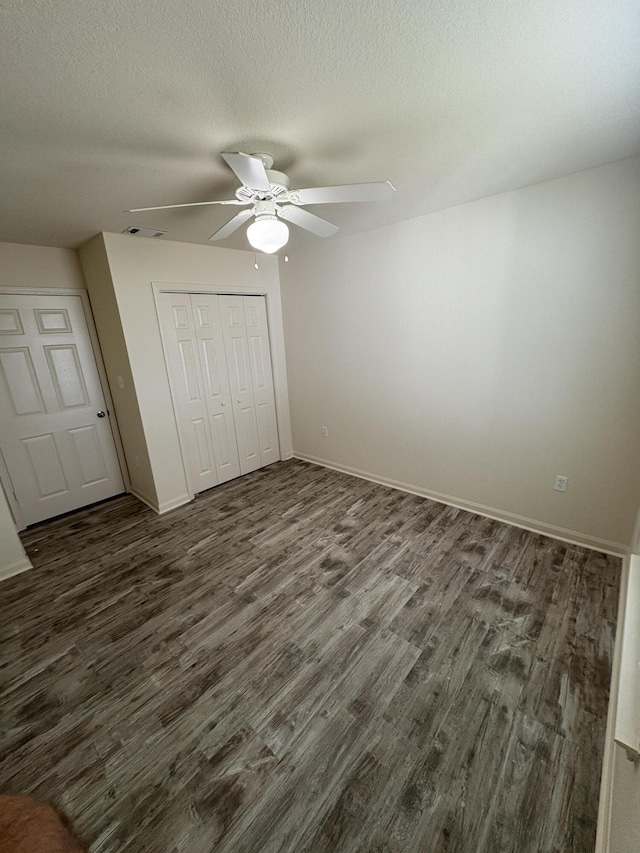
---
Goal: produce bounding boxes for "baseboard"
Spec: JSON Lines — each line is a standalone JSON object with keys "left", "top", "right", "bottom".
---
{"left": 129, "top": 487, "right": 192, "bottom": 515}
{"left": 129, "top": 487, "right": 158, "bottom": 513}
{"left": 0, "top": 556, "right": 32, "bottom": 583}
{"left": 594, "top": 556, "right": 630, "bottom": 852}
{"left": 294, "top": 453, "right": 626, "bottom": 556}
{"left": 157, "top": 493, "right": 192, "bottom": 514}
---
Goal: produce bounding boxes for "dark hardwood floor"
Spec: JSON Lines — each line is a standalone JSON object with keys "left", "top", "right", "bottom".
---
{"left": 0, "top": 459, "right": 621, "bottom": 852}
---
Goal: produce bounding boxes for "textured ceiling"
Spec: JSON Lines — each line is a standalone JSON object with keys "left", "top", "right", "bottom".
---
{"left": 1, "top": 0, "right": 639, "bottom": 251}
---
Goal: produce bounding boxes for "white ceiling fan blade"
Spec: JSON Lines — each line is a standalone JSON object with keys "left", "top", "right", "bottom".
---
{"left": 288, "top": 181, "right": 396, "bottom": 206}
{"left": 278, "top": 205, "right": 339, "bottom": 237}
{"left": 208, "top": 209, "right": 254, "bottom": 241}
{"left": 221, "top": 152, "right": 271, "bottom": 191}
{"left": 127, "top": 199, "right": 246, "bottom": 213}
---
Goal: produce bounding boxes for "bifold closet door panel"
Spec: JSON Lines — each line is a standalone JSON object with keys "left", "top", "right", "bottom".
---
{"left": 160, "top": 292, "right": 280, "bottom": 492}
{"left": 191, "top": 295, "right": 241, "bottom": 484}
{"left": 243, "top": 296, "right": 280, "bottom": 466}
{"left": 157, "top": 292, "right": 220, "bottom": 493}
{"left": 218, "top": 295, "right": 263, "bottom": 475}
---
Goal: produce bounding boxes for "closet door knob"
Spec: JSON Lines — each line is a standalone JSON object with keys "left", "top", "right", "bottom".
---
{"left": 220, "top": 401, "right": 225, "bottom": 406}
{"left": 97, "top": 411, "right": 106, "bottom": 418}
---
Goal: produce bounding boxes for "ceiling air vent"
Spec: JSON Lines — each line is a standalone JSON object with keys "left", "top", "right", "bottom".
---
{"left": 123, "top": 226, "right": 167, "bottom": 238}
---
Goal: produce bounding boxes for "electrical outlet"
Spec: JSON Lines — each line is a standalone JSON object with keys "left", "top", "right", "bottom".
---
{"left": 554, "top": 475, "right": 568, "bottom": 492}
{"left": 321, "top": 426, "right": 329, "bottom": 437}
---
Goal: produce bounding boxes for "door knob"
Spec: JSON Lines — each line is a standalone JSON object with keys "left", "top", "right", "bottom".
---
{"left": 97, "top": 411, "right": 106, "bottom": 418}
{"left": 220, "top": 401, "right": 225, "bottom": 406}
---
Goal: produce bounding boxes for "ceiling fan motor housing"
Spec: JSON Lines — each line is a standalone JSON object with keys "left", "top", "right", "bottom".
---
{"left": 253, "top": 199, "right": 277, "bottom": 217}
{"left": 235, "top": 169, "right": 290, "bottom": 203}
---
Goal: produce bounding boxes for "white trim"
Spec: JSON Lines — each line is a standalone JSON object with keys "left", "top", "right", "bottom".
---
{"left": 0, "top": 287, "right": 87, "bottom": 296}
{"left": 151, "top": 281, "right": 272, "bottom": 295}
{"left": 129, "top": 487, "right": 157, "bottom": 512}
{"left": 129, "top": 487, "right": 191, "bottom": 515}
{"left": 595, "top": 555, "right": 631, "bottom": 853}
{"left": 0, "top": 556, "right": 32, "bottom": 583}
{"left": 295, "top": 453, "right": 626, "bottom": 556}
{"left": 614, "top": 554, "right": 640, "bottom": 760}
{"left": 157, "top": 493, "right": 192, "bottom": 514}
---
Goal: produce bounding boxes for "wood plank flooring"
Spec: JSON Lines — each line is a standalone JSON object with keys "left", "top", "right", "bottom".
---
{"left": 0, "top": 459, "right": 621, "bottom": 852}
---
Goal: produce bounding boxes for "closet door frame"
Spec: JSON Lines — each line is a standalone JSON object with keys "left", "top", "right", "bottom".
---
{"left": 152, "top": 281, "right": 292, "bottom": 500}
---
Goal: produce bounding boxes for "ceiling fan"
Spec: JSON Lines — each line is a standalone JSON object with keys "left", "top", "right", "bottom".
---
{"left": 127, "top": 152, "right": 396, "bottom": 253}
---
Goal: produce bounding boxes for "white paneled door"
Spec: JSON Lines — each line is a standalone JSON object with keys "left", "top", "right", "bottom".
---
{"left": 0, "top": 294, "right": 124, "bottom": 525}
{"left": 158, "top": 292, "right": 241, "bottom": 492}
{"left": 219, "top": 295, "right": 280, "bottom": 472}
{"left": 158, "top": 292, "right": 280, "bottom": 494}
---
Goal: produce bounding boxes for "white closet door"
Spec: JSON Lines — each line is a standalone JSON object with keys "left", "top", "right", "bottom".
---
{"left": 157, "top": 293, "right": 220, "bottom": 493}
{"left": 243, "top": 296, "right": 280, "bottom": 466}
{"left": 159, "top": 292, "right": 280, "bottom": 493}
{"left": 219, "top": 295, "right": 262, "bottom": 475}
{"left": 0, "top": 294, "right": 124, "bottom": 525}
{"left": 191, "top": 295, "right": 241, "bottom": 484}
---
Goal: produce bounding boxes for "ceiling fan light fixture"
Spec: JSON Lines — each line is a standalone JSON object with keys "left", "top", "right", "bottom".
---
{"left": 130, "top": 152, "right": 395, "bottom": 246}
{"left": 246, "top": 215, "right": 289, "bottom": 254}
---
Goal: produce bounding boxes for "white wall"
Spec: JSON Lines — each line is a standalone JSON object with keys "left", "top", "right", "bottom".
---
{"left": 609, "top": 745, "right": 640, "bottom": 853}
{"left": 0, "top": 241, "right": 85, "bottom": 289}
{"left": 78, "top": 236, "right": 150, "bottom": 503}
{"left": 280, "top": 157, "right": 640, "bottom": 552}
{"left": 80, "top": 233, "right": 292, "bottom": 512}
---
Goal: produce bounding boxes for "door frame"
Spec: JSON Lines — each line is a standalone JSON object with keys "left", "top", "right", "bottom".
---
{"left": 152, "top": 282, "right": 293, "bottom": 500}
{"left": 0, "top": 287, "right": 130, "bottom": 529}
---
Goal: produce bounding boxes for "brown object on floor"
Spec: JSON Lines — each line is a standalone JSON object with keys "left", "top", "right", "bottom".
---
{"left": 0, "top": 796, "right": 88, "bottom": 853}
